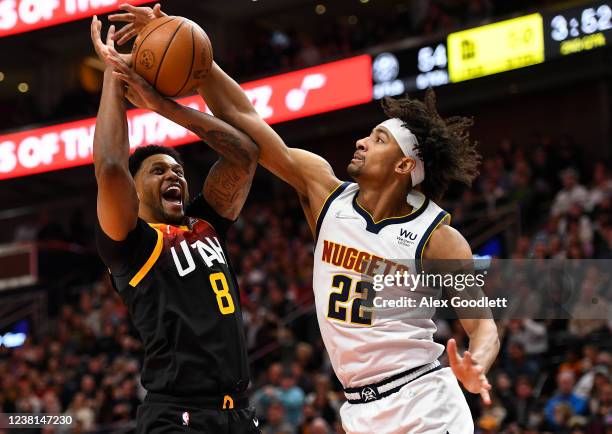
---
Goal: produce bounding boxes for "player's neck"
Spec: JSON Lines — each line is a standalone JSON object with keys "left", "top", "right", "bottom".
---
{"left": 356, "top": 184, "right": 413, "bottom": 222}
{"left": 139, "top": 209, "right": 189, "bottom": 227}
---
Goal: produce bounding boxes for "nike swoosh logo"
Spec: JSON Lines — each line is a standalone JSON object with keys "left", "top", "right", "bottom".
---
{"left": 335, "top": 211, "right": 359, "bottom": 219}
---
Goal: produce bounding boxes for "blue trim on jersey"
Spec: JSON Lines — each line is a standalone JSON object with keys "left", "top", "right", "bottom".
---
{"left": 315, "top": 181, "right": 351, "bottom": 243}
{"left": 351, "top": 190, "right": 430, "bottom": 234}
{"left": 414, "top": 210, "right": 449, "bottom": 272}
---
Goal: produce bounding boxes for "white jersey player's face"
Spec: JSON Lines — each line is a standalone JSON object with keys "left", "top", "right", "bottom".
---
{"left": 347, "top": 126, "right": 408, "bottom": 185}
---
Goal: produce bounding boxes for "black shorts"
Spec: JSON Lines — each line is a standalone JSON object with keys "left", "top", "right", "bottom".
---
{"left": 136, "top": 394, "right": 261, "bottom": 434}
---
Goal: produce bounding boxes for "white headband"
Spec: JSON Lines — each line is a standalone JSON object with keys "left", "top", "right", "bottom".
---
{"left": 379, "top": 118, "right": 425, "bottom": 187}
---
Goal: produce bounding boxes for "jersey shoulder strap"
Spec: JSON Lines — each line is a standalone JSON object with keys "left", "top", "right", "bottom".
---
{"left": 315, "top": 181, "right": 354, "bottom": 242}
{"left": 414, "top": 199, "right": 451, "bottom": 272}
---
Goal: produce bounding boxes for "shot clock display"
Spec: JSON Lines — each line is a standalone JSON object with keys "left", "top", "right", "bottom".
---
{"left": 543, "top": 2, "right": 612, "bottom": 57}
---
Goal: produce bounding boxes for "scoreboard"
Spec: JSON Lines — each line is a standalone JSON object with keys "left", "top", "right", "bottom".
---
{"left": 447, "top": 1, "right": 610, "bottom": 83}
{"left": 372, "top": 39, "right": 449, "bottom": 99}
{"left": 448, "top": 14, "right": 545, "bottom": 83}
{"left": 543, "top": 2, "right": 612, "bottom": 57}
{"left": 373, "top": 0, "right": 611, "bottom": 96}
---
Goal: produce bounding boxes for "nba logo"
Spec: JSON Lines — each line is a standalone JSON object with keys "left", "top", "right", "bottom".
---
{"left": 182, "top": 411, "right": 190, "bottom": 426}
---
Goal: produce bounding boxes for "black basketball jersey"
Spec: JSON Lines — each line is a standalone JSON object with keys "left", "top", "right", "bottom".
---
{"left": 95, "top": 195, "right": 249, "bottom": 397}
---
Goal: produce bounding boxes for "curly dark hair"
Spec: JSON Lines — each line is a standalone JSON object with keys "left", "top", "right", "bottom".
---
{"left": 381, "top": 89, "right": 481, "bottom": 201}
{"left": 128, "top": 145, "right": 184, "bottom": 177}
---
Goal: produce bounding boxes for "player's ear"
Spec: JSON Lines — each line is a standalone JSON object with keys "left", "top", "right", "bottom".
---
{"left": 132, "top": 173, "right": 142, "bottom": 199}
{"left": 395, "top": 157, "right": 416, "bottom": 175}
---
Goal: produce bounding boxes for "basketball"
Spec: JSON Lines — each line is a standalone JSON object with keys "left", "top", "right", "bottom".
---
{"left": 131, "top": 16, "right": 213, "bottom": 97}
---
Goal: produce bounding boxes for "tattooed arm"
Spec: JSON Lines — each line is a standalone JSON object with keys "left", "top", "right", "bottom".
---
{"left": 107, "top": 50, "right": 258, "bottom": 220}
{"left": 181, "top": 117, "right": 259, "bottom": 220}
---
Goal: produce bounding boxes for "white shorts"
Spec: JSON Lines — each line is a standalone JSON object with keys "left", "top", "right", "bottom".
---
{"left": 340, "top": 368, "right": 473, "bottom": 434}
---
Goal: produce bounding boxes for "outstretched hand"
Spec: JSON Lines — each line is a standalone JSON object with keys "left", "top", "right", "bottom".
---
{"left": 447, "top": 338, "right": 492, "bottom": 405}
{"left": 106, "top": 48, "right": 164, "bottom": 111}
{"left": 90, "top": 16, "right": 132, "bottom": 67}
{"left": 109, "top": 3, "right": 166, "bottom": 45}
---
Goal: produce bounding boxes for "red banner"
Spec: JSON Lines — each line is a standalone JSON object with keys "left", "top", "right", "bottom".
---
{"left": 0, "top": 55, "right": 372, "bottom": 180}
{"left": 0, "top": 0, "right": 152, "bottom": 38}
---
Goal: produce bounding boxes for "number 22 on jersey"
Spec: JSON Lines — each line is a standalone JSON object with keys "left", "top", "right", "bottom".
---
{"left": 327, "top": 274, "right": 374, "bottom": 326}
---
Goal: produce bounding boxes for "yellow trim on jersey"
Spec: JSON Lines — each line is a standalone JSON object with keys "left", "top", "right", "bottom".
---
{"left": 419, "top": 213, "right": 451, "bottom": 263}
{"left": 222, "top": 395, "right": 234, "bottom": 410}
{"left": 354, "top": 191, "right": 427, "bottom": 224}
{"left": 149, "top": 223, "right": 190, "bottom": 231}
{"left": 129, "top": 227, "right": 163, "bottom": 287}
{"left": 314, "top": 182, "right": 345, "bottom": 226}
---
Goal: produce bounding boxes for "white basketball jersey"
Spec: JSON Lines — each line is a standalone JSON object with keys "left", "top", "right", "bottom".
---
{"left": 313, "top": 182, "right": 451, "bottom": 388}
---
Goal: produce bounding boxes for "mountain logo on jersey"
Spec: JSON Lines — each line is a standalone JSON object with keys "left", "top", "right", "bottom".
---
{"left": 397, "top": 229, "right": 418, "bottom": 247}
{"left": 361, "top": 386, "right": 379, "bottom": 402}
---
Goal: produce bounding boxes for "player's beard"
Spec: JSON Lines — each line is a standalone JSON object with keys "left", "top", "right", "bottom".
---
{"left": 160, "top": 207, "right": 186, "bottom": 225}
{"left": 347, "top": 161, "right": 362, "bottom": 180}
{"left": 142, "top": 194, "right": 186, "bottom": 226}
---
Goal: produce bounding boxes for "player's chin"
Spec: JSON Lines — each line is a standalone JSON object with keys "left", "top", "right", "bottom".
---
{"left": 347, "top": 162, "right": 362, "bottom": 178}
{"left": 161, "top": 200, "right": 185, "bottom": 223}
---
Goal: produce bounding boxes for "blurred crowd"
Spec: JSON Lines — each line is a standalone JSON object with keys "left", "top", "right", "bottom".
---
{"left": 464, "top": 134, "right": 610, "bottom": 260}
{"left": 223, "top": 0, "right": 556, "bottom": 79}
{"left": 1, "top": 131, "right": 611, "bottom": 433}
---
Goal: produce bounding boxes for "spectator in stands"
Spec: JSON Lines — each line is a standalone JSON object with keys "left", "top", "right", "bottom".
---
{"left": 513, "top": 376, "right": 539, "bottom": 428}
{"left": 263, "top": 400, "right": 294, "bottom": 434}
{"left": 545, "top": 371, "right": 589, "bottom": 429}
{"left": 253, "top": 363, "right": 284, "bottom": 419}
{"left": 585, "top": 380, "right": 611, "bottom": 432}
{"left": 504, "top": 342, "right": 540, "bottom": 382}
{"left": 493, "top": 372, "right": 516, "bottom": 426}
{"left": 305, "top": 374, "right": 341, "bottom": 424}
{"left": 277, "top": 369, "right": 305, "bottom": 426}
{"left": 308, "top": 417, "right": 332, "bottom": 434}
{"left": 67, "top": 392, "right": 95, "bottom": 431}
{"left": 587, "top": 162, "right": 612, "bottom": 211}
{"left": 558, "top": 204, "right": 594, "bottom": 255}
{"left": 506, "top": 320, "right": 548, "bottom": 365}
{"left": 551, "top": 168, "right": 589, "bottom": 217}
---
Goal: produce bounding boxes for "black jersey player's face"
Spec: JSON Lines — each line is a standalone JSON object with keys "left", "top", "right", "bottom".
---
{"left": 135, "top": 154, "right": 189, "bottom": 225}
{"left": 348, "top": 126, "right": 412, "bottom": 184}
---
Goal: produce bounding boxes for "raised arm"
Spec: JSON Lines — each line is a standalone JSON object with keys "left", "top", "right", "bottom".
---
{"left": 109, "top": 5, "right": 340, "bottom": 228}
{"left": 91, "top": 17, "right": 139, "bottom": 241}
{"left": 107, "top": 51, "right": 258, "bottom": 220}
{"left": 197, "top": 63, "right": 340, "bottom": 197}
{"left": 196, "top": 63, "right": 341, "bottom": 232}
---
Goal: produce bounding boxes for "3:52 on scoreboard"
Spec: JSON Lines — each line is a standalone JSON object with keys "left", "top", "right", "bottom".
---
{"left": 447, "top": 13, "right": 545, "bottom": 83}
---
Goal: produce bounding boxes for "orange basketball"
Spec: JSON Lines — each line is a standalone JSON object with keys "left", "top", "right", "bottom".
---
{"left": 131, "top": 16, "right": 213, "bottom": 97}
